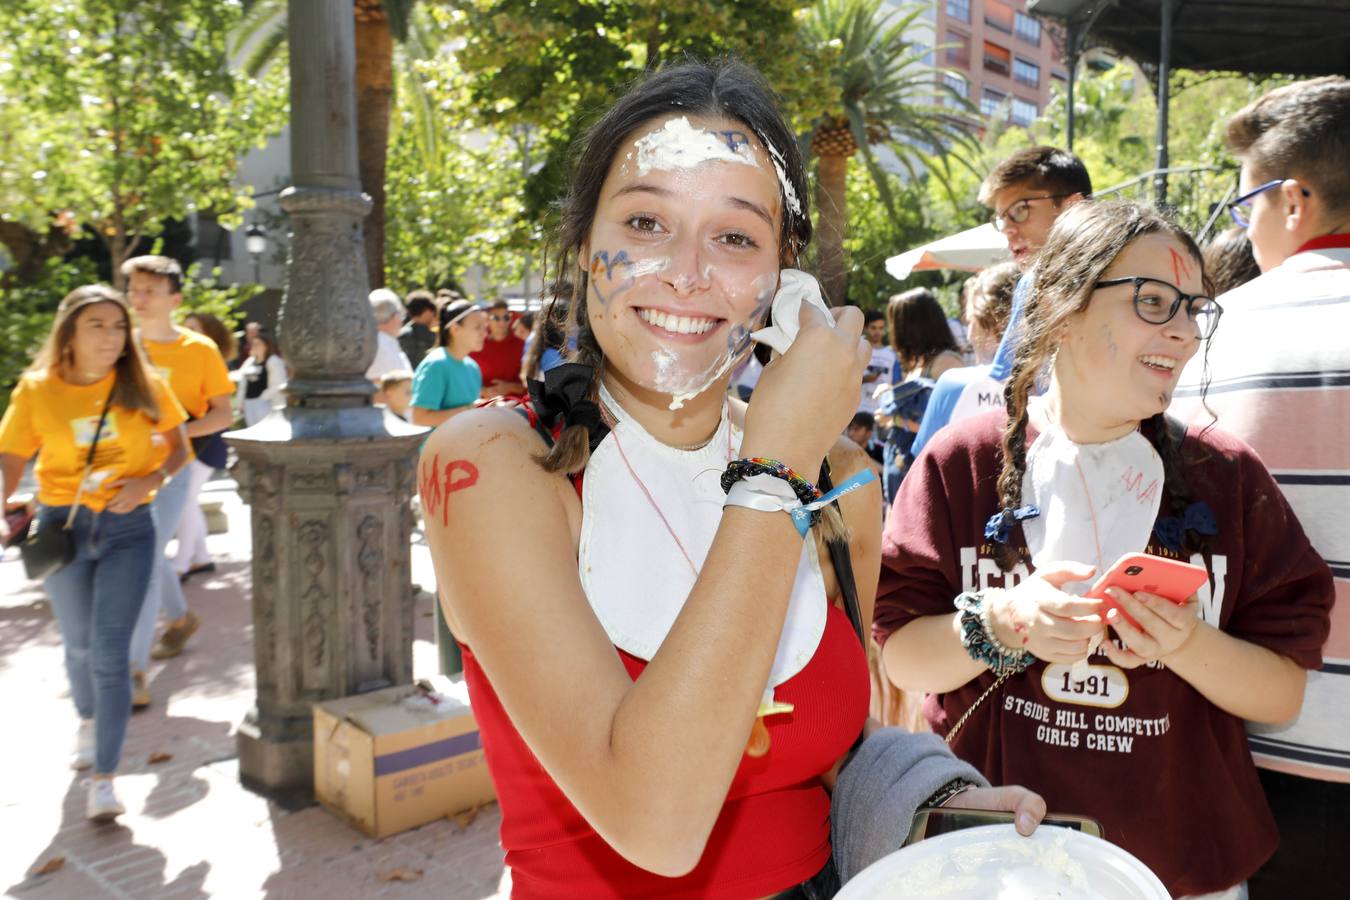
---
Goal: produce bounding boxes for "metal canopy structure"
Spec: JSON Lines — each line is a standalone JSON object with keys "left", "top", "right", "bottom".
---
{"left": 1029, "top": 0, "right": 1350, "bottom": 77}
{"left": 1029, "top": 0, "right": 1350, "bottom": 206}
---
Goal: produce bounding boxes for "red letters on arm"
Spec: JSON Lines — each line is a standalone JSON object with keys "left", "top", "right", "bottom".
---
{"left": 418, "top": 454, "right": 480, "bottom": 526}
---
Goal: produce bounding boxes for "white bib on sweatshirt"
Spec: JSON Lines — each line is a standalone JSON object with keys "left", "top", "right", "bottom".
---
{"left": 1021, "top": 407, "right": 1164, "bottom": 591}
{"left": 578, "top": 383, "right": 828, "bottom": 693}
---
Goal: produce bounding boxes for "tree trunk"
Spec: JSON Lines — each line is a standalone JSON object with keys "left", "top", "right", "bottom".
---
{"left": 108, "top": 230, "right": 131, "bottom": 291}
{"left": 355, "top": 12, "right": 394, "bottom": 289}
{"left": 815, "top": 152, "right": 850, "bottom": 306}
{"left": 0, "top": 222, "right": 73, "bottom": 287}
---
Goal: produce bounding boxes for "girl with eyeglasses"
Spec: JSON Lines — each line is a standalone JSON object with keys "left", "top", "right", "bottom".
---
{"left": 875, "top": 201, "right": 1333, "bottom": 899}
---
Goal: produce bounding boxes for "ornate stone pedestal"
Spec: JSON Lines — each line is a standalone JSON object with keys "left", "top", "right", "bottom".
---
{"left": 230, "top": 407, "right": 424, "bottom": 789}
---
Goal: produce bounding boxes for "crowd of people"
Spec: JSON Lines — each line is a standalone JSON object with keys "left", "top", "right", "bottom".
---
{"left": 0, "top": 55, "right": 1345, "bottom": 900}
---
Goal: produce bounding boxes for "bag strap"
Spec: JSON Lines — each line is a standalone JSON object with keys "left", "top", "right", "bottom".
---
{"left": 64, "top": 383, "right": 115, "bottom": 529}
{"left": 945, "top": 670, "right": 1012, "bottom": 745}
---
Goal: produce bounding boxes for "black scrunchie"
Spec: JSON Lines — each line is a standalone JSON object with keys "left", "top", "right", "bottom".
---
{"left": 527, "top": 362, "right": 609, "bottom": 453}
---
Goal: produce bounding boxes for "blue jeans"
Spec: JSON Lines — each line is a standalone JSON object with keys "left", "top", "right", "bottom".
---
{"left": 129, "top": 465, "right": 192, "bottom": 670}
{"left": 40, "top": 503, "right": 155, "bottom": 774}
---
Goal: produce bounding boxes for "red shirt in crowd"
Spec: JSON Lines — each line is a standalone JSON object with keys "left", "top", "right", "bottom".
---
{"left": 471, "top": 334, "right": 526, "bottom": 388}
{"left": 874, "top": 411, "right": 1333, "bottom": 896}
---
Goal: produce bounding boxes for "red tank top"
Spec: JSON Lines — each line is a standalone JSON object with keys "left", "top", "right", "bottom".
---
{"left": 461, "top": 603, "right": 869, "bottom": 899}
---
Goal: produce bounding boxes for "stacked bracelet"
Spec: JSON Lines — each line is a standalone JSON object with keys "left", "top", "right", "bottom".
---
{"left": 954, "top": 590, "right": 1035, "bottom": 676}
{"left": 721, "top": 457, "right": 820, "bottom": 506}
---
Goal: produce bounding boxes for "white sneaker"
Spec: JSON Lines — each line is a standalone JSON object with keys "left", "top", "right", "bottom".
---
{"left": 86, "top": 778, "right": 125, "bottom": 823}
{"left": 71, "top": 719, "right": 95, "bottom": 770}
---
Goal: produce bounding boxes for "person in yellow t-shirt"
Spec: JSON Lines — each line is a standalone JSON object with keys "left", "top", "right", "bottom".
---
{"left": 122, "top": 256, "right": 235, "bottom": 692}
{"left": 0, "top": 284, "right": 187, "bottom": 823}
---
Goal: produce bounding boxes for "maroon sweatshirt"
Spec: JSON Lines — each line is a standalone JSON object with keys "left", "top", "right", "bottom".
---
{"left": 875, "top": 411, "right": 1333, "bottom": 896}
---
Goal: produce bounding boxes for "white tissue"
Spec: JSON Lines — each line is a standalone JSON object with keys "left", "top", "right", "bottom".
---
{"left": 750, "top": 269, "right": 834, "bottom": 356}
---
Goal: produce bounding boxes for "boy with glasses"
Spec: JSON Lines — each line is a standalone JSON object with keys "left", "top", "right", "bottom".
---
{"left": 469, "top": 299, "right": 526, "bottom": 399}
{"left": 909, "top": 146, "right": 1092, "bottom": 463}
{"left": 1174, "top": 75, "right": 1350, "bottom": 899}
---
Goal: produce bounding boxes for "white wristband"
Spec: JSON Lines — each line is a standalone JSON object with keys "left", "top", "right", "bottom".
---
{"left": 724, "top": 473, "right": 804, "bottom": 515}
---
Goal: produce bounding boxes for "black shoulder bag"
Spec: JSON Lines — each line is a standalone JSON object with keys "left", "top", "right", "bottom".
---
{"left": 21, "top": 386, "right": 114, "bottom": 581}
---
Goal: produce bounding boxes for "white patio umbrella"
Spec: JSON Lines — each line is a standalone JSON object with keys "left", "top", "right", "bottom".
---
{"left": 885, "top": 223, "right": 1011, "bottom": 280}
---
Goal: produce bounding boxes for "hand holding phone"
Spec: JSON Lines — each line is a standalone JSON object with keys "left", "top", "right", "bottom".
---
{"left": 1086, "top": 552, "right": 1208, "bottom": 630}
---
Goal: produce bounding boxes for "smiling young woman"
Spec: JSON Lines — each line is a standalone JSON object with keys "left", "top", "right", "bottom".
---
{"left": 0, "top": 285, "right": 188, "bottom": 823}
{"left": 418, "top": 62, "right": 1044, "bottom": 898}
{"left": 876, "top": 201, "right": 1334, "bottom": 898}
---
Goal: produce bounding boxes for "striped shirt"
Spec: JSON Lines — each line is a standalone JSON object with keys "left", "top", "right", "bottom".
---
{"left": 1173, "top": 243, "right": 1350, "bottom": 783}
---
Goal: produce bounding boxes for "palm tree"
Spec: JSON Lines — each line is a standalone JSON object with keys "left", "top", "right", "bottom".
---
{"left": 234, "top": 0, "right": 418, "bottom": 289}
{"left": 804, "top": 0, "right": 975, "bottom": 305}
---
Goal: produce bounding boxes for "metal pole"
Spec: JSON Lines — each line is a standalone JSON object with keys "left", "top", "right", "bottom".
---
{"left": 1066, "top": 25, "right": 1078, "bottom": 151}
{"left": 227, "top": 0, "right": 429, "bottom": 792}
{"left": 1154, "top": 0, "right": 1174, "bottom": 207}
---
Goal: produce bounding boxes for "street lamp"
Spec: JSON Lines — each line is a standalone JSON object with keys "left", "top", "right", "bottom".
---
{"left": 245, "top": 223, "right": 267, "bottom": 283}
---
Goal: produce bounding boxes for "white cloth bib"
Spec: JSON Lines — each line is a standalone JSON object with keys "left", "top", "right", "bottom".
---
{"left": 1021, "top": 414, "right": 1164, "bottom": 592}
{"left": 578, "top": 383, "right": 828, "bottom": 691}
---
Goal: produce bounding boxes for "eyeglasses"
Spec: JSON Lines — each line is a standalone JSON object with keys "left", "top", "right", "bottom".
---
{"left": 488, "top": 313, "right": 511, "bottom": 322}
{"left": 1094, "top": 276, "right": 1223, "bottom": 339}
{"left": 1227, "top": 179, "right": 1311, "bottom": 228}
{"left": 992, "top": 194, "right": 1073, "bottom": 231}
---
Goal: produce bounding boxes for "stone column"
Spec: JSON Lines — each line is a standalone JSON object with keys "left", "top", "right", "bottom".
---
{"left": 225, "top": 0, "right": 428, "bottom": 791}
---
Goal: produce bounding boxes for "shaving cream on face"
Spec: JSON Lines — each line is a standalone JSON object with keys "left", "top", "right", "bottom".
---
{"left": 627, "top": 116, "right": 800, "bottom": 227}
{"left": 631, "top": 116, "right": 761, "bottom": 176}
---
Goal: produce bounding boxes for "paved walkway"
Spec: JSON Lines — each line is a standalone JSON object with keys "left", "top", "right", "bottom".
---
{"left": 1, "top": 478, "right": 509, "bottom": 899}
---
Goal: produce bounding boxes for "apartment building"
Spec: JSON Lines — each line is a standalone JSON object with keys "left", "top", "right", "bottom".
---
{"left": 930, "top": 0, "right": 1066, "bottom": 127}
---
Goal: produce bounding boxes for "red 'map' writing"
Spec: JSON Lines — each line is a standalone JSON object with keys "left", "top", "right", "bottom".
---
{"left": 419, "top": 454, "right": 480, "bottom": 526}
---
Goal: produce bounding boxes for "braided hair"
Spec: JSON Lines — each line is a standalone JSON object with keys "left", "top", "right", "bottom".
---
{"left": 993, "top": 200, "right": 1215, "bottom": 572}
{"left": 535, "top": 60, "right": 812, "bottom": 475}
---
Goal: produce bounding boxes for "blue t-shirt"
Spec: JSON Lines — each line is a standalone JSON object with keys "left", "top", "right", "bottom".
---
{"left": 989, "top": 270, "right": 1033, "bottom": 380}
{"left": 411, "top": 348, "right": 482, "bottom": 412}
{"left": 908, "top": 270, "right": 1034, "bottom": 459}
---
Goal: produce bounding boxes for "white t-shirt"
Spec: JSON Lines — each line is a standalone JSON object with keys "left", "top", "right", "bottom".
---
{"left": 1173, "top": 244, "right": 1350, "bottom": 783}
{"left": 859, "top": 345, "right": 897, "bottom": 413}
{"left": 366, "top": 330, "right": 413, "bottom": 381}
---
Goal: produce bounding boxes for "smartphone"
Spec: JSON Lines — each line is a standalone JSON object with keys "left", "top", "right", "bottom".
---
{"left": 905, "top": 808, "right": 1103, "bottom": 846}
{"left": 1086, "top": 552, "right": 1209, "bottom": 628}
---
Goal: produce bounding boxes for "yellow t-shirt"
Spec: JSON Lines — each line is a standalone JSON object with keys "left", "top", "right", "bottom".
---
{"left": 140, "top": 327, "right": 234, "bottom": 419}
{"left": 0, "top": 370, "right": 187, "bottom": 511}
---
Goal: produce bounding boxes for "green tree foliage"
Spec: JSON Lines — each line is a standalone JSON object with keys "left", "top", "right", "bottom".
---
{"left": 437, "top": 0, "right": 837, "bottom": 234}
{"left": 382, "top": 18, "right": 537, "bottom": 296}
{"left": 0, "top": 257, "right": 99, "bottom": 414}
{"left": 840, "top": 164, "right": 936, "bottom": 310}
{"left": 0, "top": 0, "right": 288, "bottom": 287}
{"left": 178, "top": 263, "right": 260, "bottom": 331}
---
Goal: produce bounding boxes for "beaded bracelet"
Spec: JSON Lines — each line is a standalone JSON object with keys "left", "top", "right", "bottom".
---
{"left": 721, "top": 457, "right": 820, "bottom": 507}
{"left": 954, "top": 591, "right": 1035, "bottom": 676}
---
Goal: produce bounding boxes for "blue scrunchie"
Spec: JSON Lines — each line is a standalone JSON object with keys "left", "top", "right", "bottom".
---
{"left": 984, "top": 505, "right": 1040, "bottom": 544}
{"left": 1154, "top": 500, "right": 1218, "bottom": 553}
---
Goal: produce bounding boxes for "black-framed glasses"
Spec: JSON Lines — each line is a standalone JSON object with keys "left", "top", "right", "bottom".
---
{"left": 488, "top": 313, "right": 511, "bottom": 322}
{"left": 1094, "top": 276, "right": 1223, "bottom": 339}
{"left": 992, "top": 194, "right": 1073, "bottom": 231}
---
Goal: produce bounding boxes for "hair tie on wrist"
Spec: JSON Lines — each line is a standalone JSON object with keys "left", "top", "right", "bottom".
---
{"left": 984, "top": 505, "right": 1040, "bottom": 544}
{"left": 1154, "top": 500, "right": 1217, "bottom": 553}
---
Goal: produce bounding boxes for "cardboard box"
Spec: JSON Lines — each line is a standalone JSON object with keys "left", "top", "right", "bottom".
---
{"left": 313, "top": 678, "right": 495, "bottom": 838}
